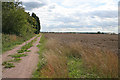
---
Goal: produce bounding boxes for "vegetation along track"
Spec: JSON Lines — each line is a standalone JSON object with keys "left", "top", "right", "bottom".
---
{"left": 2, "top": 34, "right": 41, "bottom": 78}
{"left": 2, "top": 35, "right": 38, "bottom": 62}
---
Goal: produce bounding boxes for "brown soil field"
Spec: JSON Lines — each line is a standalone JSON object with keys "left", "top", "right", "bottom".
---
{"left": 44, "top": 33, "right": 118, "bottom": 54}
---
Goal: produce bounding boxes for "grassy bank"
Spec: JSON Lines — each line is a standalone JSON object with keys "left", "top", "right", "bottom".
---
{"left": 33, "top": 33, "right": 118, "bottom": 78}
{"left": 32, "top": 34, "right": 47, "bottom": 78}
{"left": 2, "top": 33, "right": 36, "bottom": 53}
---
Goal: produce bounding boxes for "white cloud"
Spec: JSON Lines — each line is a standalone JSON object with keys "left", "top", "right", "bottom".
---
{"left": 21, "top": 0, "right": 118, "bottom": 33}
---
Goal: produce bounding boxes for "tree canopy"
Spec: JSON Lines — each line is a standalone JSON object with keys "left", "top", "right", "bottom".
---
{"left": 2, "top": 1, "right": 41, "bottom": 36}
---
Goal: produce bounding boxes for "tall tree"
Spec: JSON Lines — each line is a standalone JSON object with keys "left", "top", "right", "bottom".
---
{"left": 32, "top": 13, "right": 41, "bottom": 34}
{"left": 2, "top": 1, "right": 41, "bottom": 36}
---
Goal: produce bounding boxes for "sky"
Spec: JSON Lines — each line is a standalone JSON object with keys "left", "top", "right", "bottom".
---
{"left": 20, "top": 0, "right": 118, "bottom": 33}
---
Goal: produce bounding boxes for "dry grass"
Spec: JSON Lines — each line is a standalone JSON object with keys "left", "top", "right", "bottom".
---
{"left": 41, "top": 50, "right": 68, "bottom": 78}
{"left": 9, "top": 34, "right": 17, "bottom": 41}
{"left": 39, "top": 33, "right": 118, "bottom": 78}
{"left": 81, "top": 46, "right": 118, "bottom": 77}
{"left": 39, "top": 39, "right": 68, "bottom": 78}
{"left": 68, "top": 42, "right": 118, "bottom": 78}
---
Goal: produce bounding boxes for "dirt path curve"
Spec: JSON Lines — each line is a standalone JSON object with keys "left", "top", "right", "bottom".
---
{"left": 2, "top": 36, "right": 41, "bottom": 78}
{"left": 2, "top": 35, "right": 38, "bottom": 62}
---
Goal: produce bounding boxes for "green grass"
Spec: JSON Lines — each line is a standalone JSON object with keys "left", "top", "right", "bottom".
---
{"left": 2, "top": 33, "right": 36, "bottom": 53}
{"left": 8, "top": 54, "right": 27, "bottom": 58}
{"left": 68, "top": 57, "right": 99, "bottom": 78}
{"left": 32, "top": 55, "right": 46, "bottom": 78}
{"left": 3, "top": 51, "right": 27, "bottom": 68}
{"left": 8, "top": 58, "right": 22, "bottom": 62}
{"left": 17, "top": 36, "right": 38, "bottom": 53}
{"left": 68, "top": 57, "right": 84, "bottom": 78}
{"left": 32, "top": 34, "right": 47, "bottom": 78}
{"left": 2, "top": 61, "right": 15, "bottom": 68}
{"left": 2, "top": 54, "right": 27, "bottom": 68}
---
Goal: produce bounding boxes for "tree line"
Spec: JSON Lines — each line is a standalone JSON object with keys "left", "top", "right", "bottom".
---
{"left": 2, "top": 1, "right": 41, "bottom": 36}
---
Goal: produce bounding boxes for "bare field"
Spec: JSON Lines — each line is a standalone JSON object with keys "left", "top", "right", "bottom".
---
{"left": 44, "top": 33, "right": 118, "bottom": 54}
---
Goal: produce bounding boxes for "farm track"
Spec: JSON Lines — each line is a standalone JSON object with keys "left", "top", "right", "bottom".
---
{"left": 2, "top": 35, "right": 41, "bottom": 78}
{"left": 2, "top": 35, "right": 38, "bottom": 62}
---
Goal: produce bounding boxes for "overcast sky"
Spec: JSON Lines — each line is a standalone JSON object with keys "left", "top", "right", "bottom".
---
{"left": 20, "top": 0, "right": 118, "bottom": 33}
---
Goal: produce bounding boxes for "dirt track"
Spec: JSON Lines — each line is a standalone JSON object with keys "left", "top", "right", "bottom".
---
{"left": 2, "top": 35, "right": 41, "bottom": 78}
{"left": 2, "top": 35, "right": 38, "bottom": 62}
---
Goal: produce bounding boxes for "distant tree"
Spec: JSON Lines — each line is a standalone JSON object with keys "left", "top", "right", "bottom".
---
{"left": 97, "top": 31, "right": 101, "bottom": 34}
{"left": 32, "top": 13, "right": 41, "bottom": 34}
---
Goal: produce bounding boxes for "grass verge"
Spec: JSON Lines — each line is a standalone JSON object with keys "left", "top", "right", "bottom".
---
{"left": 2, "top": 33, "right": 36, "bottom": 53}
{"left": 32, "top": 34, "right": 47, "bottom": 78}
